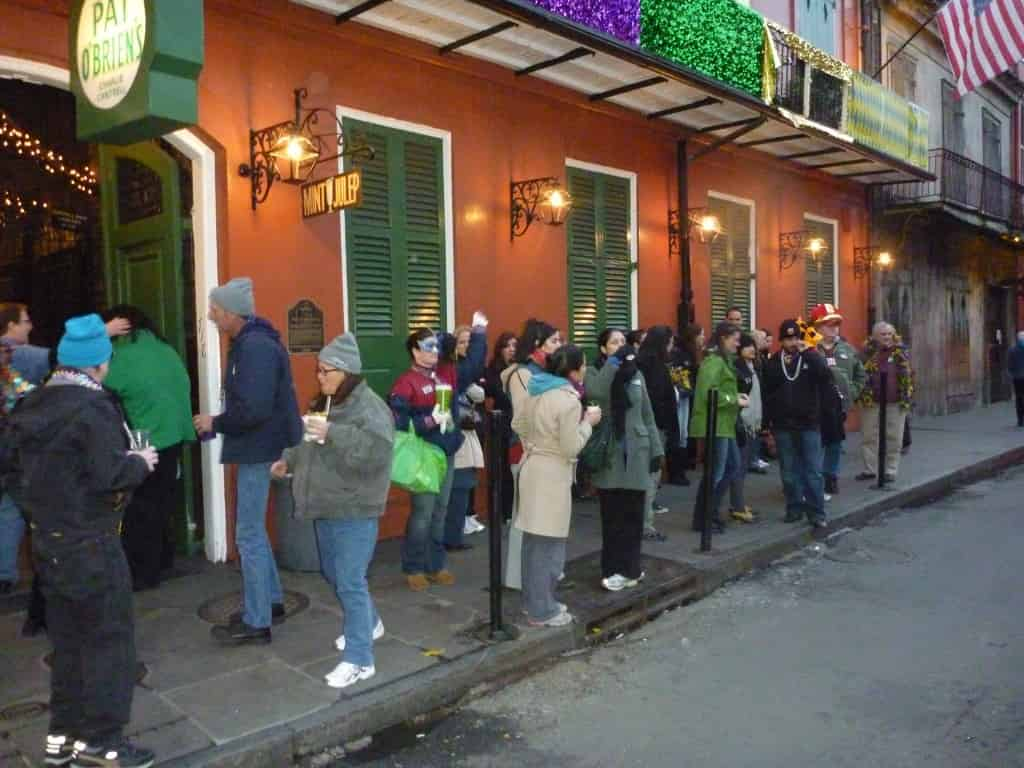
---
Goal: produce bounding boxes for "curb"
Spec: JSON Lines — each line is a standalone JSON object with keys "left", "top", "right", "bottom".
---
{"left": 173, "top": 444, "right": 1024, "bottom": 767}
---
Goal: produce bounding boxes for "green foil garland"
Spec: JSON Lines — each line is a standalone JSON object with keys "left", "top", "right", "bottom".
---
{"left": 640, "top": 0, "right": 764, "bottom": 97}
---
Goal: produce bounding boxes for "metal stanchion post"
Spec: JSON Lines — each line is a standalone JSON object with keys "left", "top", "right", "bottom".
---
{"left": 700, "top": 389, "right": 719, "bottom": 553}
{"left": 487, "top": 410, "right": 517, "bottom": 642}
{"left": 877, "top": 371, "right": 888, "bottom": 490}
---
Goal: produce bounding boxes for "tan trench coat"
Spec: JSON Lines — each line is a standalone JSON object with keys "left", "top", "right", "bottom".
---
{"left": 513, "top": 384, "right": 592, "bottom": 539}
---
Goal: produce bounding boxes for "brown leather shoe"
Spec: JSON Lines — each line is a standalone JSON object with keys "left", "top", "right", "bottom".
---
{"left": 406, "top": 573, "right": 430, "bottom": 591}
{"left": 428, "top": 569, "right": 456, "bottom": 586}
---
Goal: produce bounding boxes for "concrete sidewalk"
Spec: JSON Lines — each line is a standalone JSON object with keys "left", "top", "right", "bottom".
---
{"left": 1, "top": 404, "right": 1022, "bottom": 768}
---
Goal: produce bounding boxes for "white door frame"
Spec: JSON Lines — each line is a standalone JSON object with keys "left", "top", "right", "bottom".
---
{"left": 565, "top": 158, "right": 640, "bottom": 328}
{"left": 0, "top": 55, "right": 228, "bottom": 562}
{"left": 804, "top": 212, "right": 840, "bottom": 305}
{"left": 335, "top": 105, "right": 455, "bottom": 333}
{"left": 708, "top": 190, "right": 758, "bottom": 328}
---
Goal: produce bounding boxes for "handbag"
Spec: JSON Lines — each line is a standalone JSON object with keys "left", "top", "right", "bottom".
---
{"left": 391, "top": 423, "right": 448, "bottom": 495}
{"left": 579, "top": 417, "right": 614, "bottom": 471}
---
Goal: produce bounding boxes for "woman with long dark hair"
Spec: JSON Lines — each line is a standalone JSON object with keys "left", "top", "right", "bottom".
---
{"left": 484, "top": 332, "right": 517, "bottom": 413}
{"left": 727, "top": 333, "right": 762, "bottom": 524}
{"left": 585, "top": 336, "right": 663, "bottom": 592}
{"left": 515, "top": 345, "right": 599, "bottom": 625}
{"left": 637, "top": 325, "right": 676, "bottom": 539}
{"left": 100, "top": 305, "right": 195, "bottom": 590}
{"left": 667, "top": 323, "right": 703, "bottom": 485}
{"left": 690, "top": 322, "right": 748, "bottom": 534}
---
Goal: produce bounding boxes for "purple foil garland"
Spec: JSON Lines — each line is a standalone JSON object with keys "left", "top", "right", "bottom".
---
{"left": 527, "top": 0, "right": 641, "bottom": 45}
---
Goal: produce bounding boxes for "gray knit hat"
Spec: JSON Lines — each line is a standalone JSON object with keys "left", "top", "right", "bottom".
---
{"left": 319, "top": 333, "right": 362, "bottom": 375}
{"left": 210, "top": 277, "right": 255, "bottom": 317}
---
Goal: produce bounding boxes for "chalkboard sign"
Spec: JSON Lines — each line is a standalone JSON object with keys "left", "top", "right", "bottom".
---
{"left": 117, "top": 157, "right": 163, "bottom": 224}
{"left": 288, "top": 300, "right": 324, "bottom": 354}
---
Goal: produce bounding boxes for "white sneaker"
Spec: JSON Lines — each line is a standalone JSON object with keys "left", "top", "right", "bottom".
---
{"left": 467, "top": 515, "right": 486, "bottom": 534}
{"left": 325, "top": 661, "right": 376, "bottom": 689}
{"left": 824, "top": 494, "right": 833, "bottom": 502}
{"left": 622, "top": 571, "right": 647, "bottom": 588}
{"left": 653, "top": 504, "right": 669, "bottom": 515}
{"left": 527, "top": 609, "right": 573, "bottom": 627}
{"left": 601, "top": 575, "right": 627, "bottom": 592}
{"left": 755, "top": 459, "right": 771, "bottom": 470}
{"left": 335, "top": 618, "right": 385, "bottom": 651}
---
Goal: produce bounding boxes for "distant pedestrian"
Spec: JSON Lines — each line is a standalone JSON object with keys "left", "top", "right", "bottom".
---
{"left": 7, "top": 314, "right": 159, "bottom": 768}
{"left": 1009, "top": 331, "right": 1024, "bottom": 427}
{"left": 724, "top": 306, "right": 745, "bottom": 329}
{"left": 728, "top": 333, "right": 762, "bottom": 524}
{"left": 667, "top": 324, "right": 702, "bottom": 486}
{"left": 856, "top": 322, "right": 914, "bottom": 483}
{"left": 0, "top": 338, "right": 34, "bottom": 596}
{"left": 484, "top": 331, "right": 518, "bottom": 521}
{"left": 514, "top": 346, "right": 598, "bottom": 625}
{"left": 761, "top": 319, "right": 832, "bottom": 529}
{"left": 690, "top": 323, "right": 748, "bottom": 534}
{"left": 272, "top": 333, "right": 394, "bottom": 690}
{"left": 194, "top": 278, "right": 303, "bottom": 645}
{"left": 637, "top": 326, "right": 676, "bottom": 529}
{"left": 810, "top": 304, "right": 866, "bottom": 496}
{"left": 586, "top": 340, "right": 662, "bottom": 589}
{"left": 746, "top": 329, "right": 772, "bottom": 474}
{"left": 389, "top": 329, "right": 463, "bottom": 591}
{"left": 101, "top": 305, "right": 196, "bottom": 591}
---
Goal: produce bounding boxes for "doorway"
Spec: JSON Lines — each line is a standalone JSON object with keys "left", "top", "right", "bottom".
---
{"left": 986, "top": 284, "right": 1011, "bottom": 403}
{"left": 1, "top": 78, "right": 203, "bottom": 556}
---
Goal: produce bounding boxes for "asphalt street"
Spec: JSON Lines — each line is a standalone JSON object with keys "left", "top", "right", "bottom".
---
{"left": 333, "top": 467, "right": 1024, "bottom": 768}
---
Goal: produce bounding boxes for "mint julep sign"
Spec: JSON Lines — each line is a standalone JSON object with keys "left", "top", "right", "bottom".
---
{"left": 70, "top": 0, "right": 205, "bottom": 144}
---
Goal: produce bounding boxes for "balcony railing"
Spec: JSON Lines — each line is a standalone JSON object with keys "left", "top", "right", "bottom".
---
{"left": 767, "top": 27, "right": 846, "bottom": 131}
{"left": 873, "top": 149, "right": 1024, "bottom": 228}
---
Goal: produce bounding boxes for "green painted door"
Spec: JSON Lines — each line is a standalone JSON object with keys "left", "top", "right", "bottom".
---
{"left": 99, "top": 141, "right": 198, "bottom": 556}
{"left": 342, "top": 118, "right": 447, "bottom": 397}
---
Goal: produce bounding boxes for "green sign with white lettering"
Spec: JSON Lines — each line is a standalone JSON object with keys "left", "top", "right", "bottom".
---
{"left": 70, "top": 0, "right": 204, "bottom": 144}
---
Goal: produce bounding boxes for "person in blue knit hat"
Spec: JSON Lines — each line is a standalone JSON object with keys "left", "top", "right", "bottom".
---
{"left": 5, "top": 313, "right": 160, "bottom": 768}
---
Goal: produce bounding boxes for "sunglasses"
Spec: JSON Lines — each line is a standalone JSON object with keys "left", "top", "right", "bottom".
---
{"left": 417, "top": 337, "right": 440, "bottom": 353}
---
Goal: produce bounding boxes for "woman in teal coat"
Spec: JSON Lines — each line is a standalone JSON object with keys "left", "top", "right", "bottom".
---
{"left": 689, "top": 322, "right": 748, "bottom": 534}
{"left": 585, "top": 337, "right": 663, "bottom": 592}
{"left": 102, "top": 305, "right": 195, "bottom": 589}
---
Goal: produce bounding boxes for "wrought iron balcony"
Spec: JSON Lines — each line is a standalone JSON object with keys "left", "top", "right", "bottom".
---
{"left": 768, "top": 27, "right": 846, "bottom": 131}
{"left": 873, "top": 148, "right": 1024, "bottom": 229}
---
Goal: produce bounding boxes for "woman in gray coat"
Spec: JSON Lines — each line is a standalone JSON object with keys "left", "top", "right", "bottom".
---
{"left": 584, "top": 340, "right": 663, "bottom": 592}
{"left": 271, "top": 333, "right": 394, "bottom": 690}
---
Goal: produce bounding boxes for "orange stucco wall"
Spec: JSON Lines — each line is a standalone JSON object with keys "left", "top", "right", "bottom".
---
{"left": 3, "top": 0, "right": 871, "bottom": 543}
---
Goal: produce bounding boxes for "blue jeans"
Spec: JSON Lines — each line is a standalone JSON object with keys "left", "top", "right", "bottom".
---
{"left": 443, "top": 468, "right": 478, "bottom": 547}
{"left": 402, "top": 461, "right": 455, "bottom": 575}
{"left": 694, "top": 437, "right": 741, "bottom": 522}
{"left": 676, "top": 394, "right": 691, "bottom": 448}
{"left": 235, "top": 463, "right": 283, "bottom": 629}
{"left": 0, "top": 492, "right": 25, "bottom": 583}
{"left": 774, "top": 430, "right": 826, "bottom": 523}
{"left": 315, "top": 518, "right": 379, "bottom": 668}
{"left": 823, "top": 441, "right": 843, "bottom": 477}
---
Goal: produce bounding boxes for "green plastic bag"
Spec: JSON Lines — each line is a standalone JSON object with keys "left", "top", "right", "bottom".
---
{"left": 391, "top": 423, "right": 448, "bottom": 495}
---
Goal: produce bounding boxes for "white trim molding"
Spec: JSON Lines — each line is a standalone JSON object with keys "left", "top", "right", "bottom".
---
{"left": 708, "top": 190, "right": 758, "bottom": 329}
{"left": 0, "top": 55, "right": 227, "bottom": 562}
{"left": 336, "top": 106, "right": 456, "bottom": 332}
{"left": 804, "top": 212, "right": 840, "bottom": 307}
{"left": 565, "top": 158, "right": 640, "bottom": 328}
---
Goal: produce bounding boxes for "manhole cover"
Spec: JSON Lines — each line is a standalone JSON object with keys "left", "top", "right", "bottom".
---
{"left": 197, "top": 589, "right": 309, "bottom": 625}
{"left": 0, "top": 701, "right": 48, "bottom": 722}
{"left": 42, "top": 653, "right": 147, "bottom": 683}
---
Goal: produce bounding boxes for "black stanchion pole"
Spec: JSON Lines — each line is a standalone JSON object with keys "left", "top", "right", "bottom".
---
{"left": 700, "top": 388, "right": 719, "bottom": 553}
{"left": 877, "top": 371, "right": 888, "bottom": 490}
{"left": 487, "top": 410, "right": 517, "bottom": 641}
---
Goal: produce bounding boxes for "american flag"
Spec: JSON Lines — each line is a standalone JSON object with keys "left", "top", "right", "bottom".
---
{"left": 936, "top": 0, "right": 1024, "bottom": 95}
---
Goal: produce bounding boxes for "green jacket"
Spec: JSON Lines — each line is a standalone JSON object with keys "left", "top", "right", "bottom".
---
{"left": 104, "top": 330, "right": 195, "bottom": 451}
{"left": 584, "top": 362, "right": 663, "bottom": 492}
{"left": 818, "top": 338, "right": 866, "bottom": 413}
{"left": 282, "top": 380, "right": 395, "bottom": 521}
{"left": 690, "top": 350, "right": 740, "bottom": 439}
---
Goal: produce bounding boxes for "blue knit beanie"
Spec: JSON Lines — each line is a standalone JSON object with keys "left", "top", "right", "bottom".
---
{"left": 57, "top": 314, "right": 112, "bottom": 369}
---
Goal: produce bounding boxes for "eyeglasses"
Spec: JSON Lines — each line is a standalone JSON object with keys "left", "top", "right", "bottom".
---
{"left": 316, "top": 366, "right": 339, "bottom": 376}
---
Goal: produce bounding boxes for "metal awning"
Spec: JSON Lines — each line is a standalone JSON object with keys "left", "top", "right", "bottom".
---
{"left": 293, "top": 0, "right": 933, "bottom": 183}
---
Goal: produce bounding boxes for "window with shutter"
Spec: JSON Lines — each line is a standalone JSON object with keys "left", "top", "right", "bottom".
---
{"left": 343, "top": 118, "right": 446, "bottom": 396}
{"left": 798, "top": 0, "right": 837, "bottom": 56}
{"left": 803, "top": 216, "right": 836, "bottom": 316}
{"left": 707, "top": 195, "right": 754, "bottom": 327}
{"left": 888, "top": 44, "right": 916, "bottom": 102}
{"left": 566, "top": 167, "right": 634, "bottom": 356}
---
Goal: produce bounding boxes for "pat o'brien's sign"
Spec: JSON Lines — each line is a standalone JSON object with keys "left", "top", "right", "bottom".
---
{"left": 302, "top": 171, "right": 363, "bottom": 219}
{"left": 70, "top": 0, "right": 204, "bottom": 144}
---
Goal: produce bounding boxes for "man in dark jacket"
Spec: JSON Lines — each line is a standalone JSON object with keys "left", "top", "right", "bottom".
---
{"left": 761, "top": 319, "right": 833, "bottom": 529}
{"left": 1010, "top": 331, "right": 1024, "bottom": 427}
{"left": 194, "top": 278, "right": 302, "bottom": 645}
{"left": 6, "top": 314, "right": 158, "bottom": 768}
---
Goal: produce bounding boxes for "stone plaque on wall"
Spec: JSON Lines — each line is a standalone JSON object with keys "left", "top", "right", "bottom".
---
{"left": 287, "top": 300, "right": 324, "bottom": 355}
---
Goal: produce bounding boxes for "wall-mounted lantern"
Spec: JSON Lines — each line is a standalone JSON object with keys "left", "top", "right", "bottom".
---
{"left": 510, "top": 177, "right": 572, "bottom": 240}
{"left": 779, "top": 230, "right": 828, "bottom": 271}
{"left": 853, "top": 245, "right": 893, "bottom": 279}
{"left": 238, "top": 88, "right": 374, "bottom": 210}
{"left": 668, "top": 208, "right": 723, "bottom": 258}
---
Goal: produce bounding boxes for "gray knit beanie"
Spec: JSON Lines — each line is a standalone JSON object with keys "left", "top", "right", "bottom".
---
{"left": 210, "top": 277, "right": 255, "bottom": 317}
{"left": 319, "top": 333, "right": 362, "bottom": 375}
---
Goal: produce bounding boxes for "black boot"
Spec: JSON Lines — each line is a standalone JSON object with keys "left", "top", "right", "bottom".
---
{"left": 823, "top": 475, "right": 836, "bottom": 494}
{"left": 228, "top": 602, "right": 286, "bottom": 626}
{"left": 212, "top": 619, "right": 271, "bottom": 646}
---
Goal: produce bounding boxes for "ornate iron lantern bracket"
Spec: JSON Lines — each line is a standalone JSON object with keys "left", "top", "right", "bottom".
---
{"left": 779, "top": 229, "right": 827, "bottom": 271}
{"left": 670, "top": 207, "right": 723, "bottom": 257}
{"left": 853, "top": 245, "right": 893, "bottom": 279}
{"left": 510, "top": 176, "right": 572, "bottom": 240}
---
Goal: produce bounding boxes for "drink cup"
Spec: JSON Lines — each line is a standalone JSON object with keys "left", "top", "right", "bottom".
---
{"left": 435, "top": 383, "right": 453, "bottom": 414}
{"left": 303, "top": 413, "right": 328, "bottom": 444}
{"left": 130, "top": 429, "right": 152, "bottom": 450}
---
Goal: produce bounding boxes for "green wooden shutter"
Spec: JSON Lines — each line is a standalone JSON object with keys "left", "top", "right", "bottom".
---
{"left": 344, "top": 118, "right": 446, "bottom": 396}
{"left": 708, "top": 197, "right": 753, "bottom": 326}
{"left": 567, "top": 168, "right": 633, "bottom": 356}
{"left": 803, "top": 216, "right": 835, "bottom": 316}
